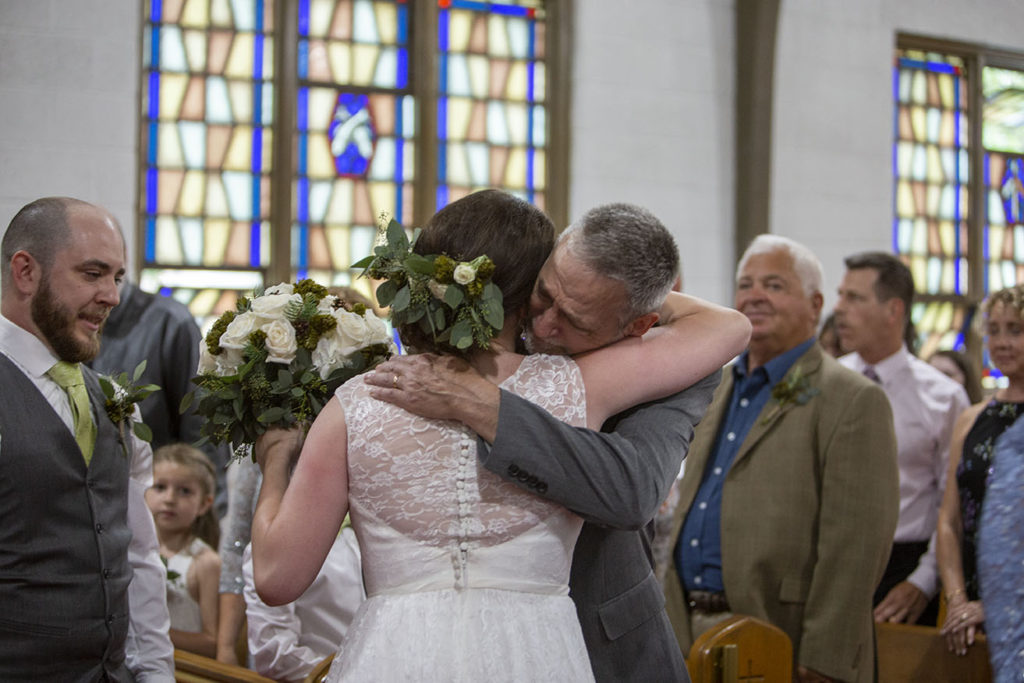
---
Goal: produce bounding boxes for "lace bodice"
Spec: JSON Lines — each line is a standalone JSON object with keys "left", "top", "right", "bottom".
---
{"left": 337, "top": 353, "right": 586, "bottom": 598}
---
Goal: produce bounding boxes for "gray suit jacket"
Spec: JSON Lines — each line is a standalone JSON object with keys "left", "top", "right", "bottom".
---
{"left": 480, "top": 370, "right": 719, "bottom": 682}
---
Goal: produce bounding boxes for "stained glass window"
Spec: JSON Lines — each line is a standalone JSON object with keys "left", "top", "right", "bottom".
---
{"left": 141, "top": 0, "right": 276, "bottom": 324}
{"left": 436, "top": 0, "right": 547, "bottom": 210}
{"left": 142, "top": 0, "right": 558, "bottom": 329}
{"left": 893, "top": 50, "right": 969, "bottom": 300}
{"left": 894, "top": 43, "right": 1024, "bottom": 387}
{"left": 294, "top": 0, "right": 415, "bottom": 300}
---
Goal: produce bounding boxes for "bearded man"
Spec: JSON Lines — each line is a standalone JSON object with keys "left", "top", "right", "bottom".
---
{"left": 0, "top": 197, "right": 174, "bottom": 681}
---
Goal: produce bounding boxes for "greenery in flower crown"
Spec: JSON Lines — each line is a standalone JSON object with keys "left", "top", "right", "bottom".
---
{"left": 181, "top": 279, "right": 394, "bottom": 459}
{"left": 352, "top": 214, "right": 504, "bottom": 353}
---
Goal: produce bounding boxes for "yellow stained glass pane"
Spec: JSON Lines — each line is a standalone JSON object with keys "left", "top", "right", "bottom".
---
{"left": 307, "top": 132, "right": 336, "bottom": 177}
{"left": 160, "top": 74, "right": 188, "bottom": 119}
{"left": 325, "top": 225, "right": 350, "bottom": 271}
{"left": 505, "top": 147, "right": 526, "bottom": 188}
{"left": 309, "top": 0, "right": 335, "bottom": 38}
{"left": 180, "top": 171, "right": 206, "bottom": 215}
{"left": 210, "top": 0, "right": 232, "bottom": 27}
{"left": 533, "top": 148, "right": 546, "bottom": 189}
{"left": 156, "top": 217, "right": 185, "bottom": 264}
{"left": 505, "top": 61, "right": 527, "bottom": 100}
{"left": 327, "top": 42, "right": 353, "bottom": 84}
{"left": 180, "top": 0, "right": 210, "bottom": 28}
{"left": 228, "top": 81, "right": 253, "bottom": 122}
{"left": 225, "top": 33, "right": 255, "bottom": 78}
{"left": 206, "top": 172, "right": 230, "bottom": 217}
{"left": 352, "top": 44, "right": 378, "bottom": 85}
{"left": 487, "top": 15, "right": 510, "bottom": 58}
{"left": 307, "top": 88, "right": 337, "bottom": 130}
{"left": 157, "top": 123, "right": 184, "bottom": 166}
{"left": 448, "top": 11, "right": 472, "bottom": 52}
{"left": 447, "top": 98, "right": 472, "bottom": 138}
{"left": 505, "top": 103, "right": 528, "bottom": 145}
{"left": 375, "top": 2, "right": 397, "bottom": 44}
{"left": 204, "top": 219, "right": 231, "bottom": 265}
{"left": 223, "top": 126, "right": 253, "bottom": 170}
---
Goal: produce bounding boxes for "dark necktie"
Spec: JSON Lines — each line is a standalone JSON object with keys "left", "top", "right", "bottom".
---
{"left": 863, "top": 366, "right": 881, "bottom": 384}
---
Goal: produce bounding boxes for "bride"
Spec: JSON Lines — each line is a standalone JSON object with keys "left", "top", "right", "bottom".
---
{"left": 250, "top": 189, "right": 749, "bottom": 681}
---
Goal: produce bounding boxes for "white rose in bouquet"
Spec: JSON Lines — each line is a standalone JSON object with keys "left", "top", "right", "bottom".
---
{"left": 263, "top": 282, "right": 294, "bottom": 296}
{"left": 198, "top": 342, "right": 243, "bottom": 376}
{"left": 364, "top": 312, "right": 390, "bottom": 345}
{"left": 317, "top": 294, "right": 339, "bottom": 313}
{"left": 336, "top": 310, "right": 372, "bottom": 354}
{"left": 262, "top": 318, "right": 298, "bottom": 364}
{"left": 251, "top": 291, "right": 301, "bottom": 320}
{"left": 219, "top": 311, "right": 260, "bottom": 350}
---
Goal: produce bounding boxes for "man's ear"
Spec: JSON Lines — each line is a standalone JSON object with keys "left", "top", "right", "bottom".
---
{"left": 8, "top": 251, "right": 41, "bottom": 295}
{"left": 886, "top": 297, "right": 905, "bottom": 328}
{"left": 623, "top": 311, "right": 659, "bottom": 338}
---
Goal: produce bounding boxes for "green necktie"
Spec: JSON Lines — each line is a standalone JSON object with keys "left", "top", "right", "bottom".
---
{"left": 47, "top": 361, "right": 97, "bottom": 465}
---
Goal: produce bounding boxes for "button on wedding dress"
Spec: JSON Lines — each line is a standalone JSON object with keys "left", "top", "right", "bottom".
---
{"left": 328, "top": 354, "right": 594, "bottom": 682}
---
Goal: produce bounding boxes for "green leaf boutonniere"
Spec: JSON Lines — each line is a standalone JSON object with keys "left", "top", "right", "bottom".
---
{"left": 98, "top": 360, "right": 161, "bottom": 456}
{"left": 761, "top": 366, "right": 820, "bottom": 425}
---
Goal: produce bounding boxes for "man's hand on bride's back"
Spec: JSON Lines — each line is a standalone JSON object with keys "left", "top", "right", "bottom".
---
{"left": 366, "top": 355, "right": 501, "bottom": 441}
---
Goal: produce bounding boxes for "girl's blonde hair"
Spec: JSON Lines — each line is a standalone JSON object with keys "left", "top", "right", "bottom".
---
{"left": 153, "top": 443, "right": 220, "bottom": 549}
{"left": 982, "top": 284, "right": 1024, "bottom": 319}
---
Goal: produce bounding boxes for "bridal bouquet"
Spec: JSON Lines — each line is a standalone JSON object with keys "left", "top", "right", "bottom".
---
{"left": 182, "top": 279, "right": 395, "bottom": 458}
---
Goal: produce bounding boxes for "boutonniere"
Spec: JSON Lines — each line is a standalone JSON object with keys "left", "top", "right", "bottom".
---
{"left": 761, "top": 366, "right": 820, "bottom": 424}
{"left": 160, "top": 555, "right": 182, "bottom": 584}
{"left": 98, "top": 360, "right": 161, "bottom": 456}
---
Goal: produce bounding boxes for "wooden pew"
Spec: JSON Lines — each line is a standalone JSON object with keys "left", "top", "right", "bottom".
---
{"left": 174, "top": 649, "right": 274, "bottom": 683}
{"left": 687, "top": 615, "right": 793, "bottom": 683}
{"left": 876, "top": 621, "right": 991, "bottom": 683}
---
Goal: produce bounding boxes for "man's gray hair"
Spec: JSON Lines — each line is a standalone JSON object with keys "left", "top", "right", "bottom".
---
{"left": 1, "top": 197, "right": 84, "bottom": 288}
{"left": 736, "top": 234, "right": 823, "bottom": 297}
{"left": 560, "top": 203, "right": 679, "bottom": 321}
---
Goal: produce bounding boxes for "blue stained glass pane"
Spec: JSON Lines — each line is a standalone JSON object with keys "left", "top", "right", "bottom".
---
{"left": 397, "top": 4, "right": 408, "bottom": 43}
{"left": 397, "top": 48, "right": 408, "bottom": 89}
{"left": 298, "top": 40, "right": 309, "bottom": 78}
{"left": 898, "top": 57, "right": 958, "bottom": 75}
{"left": 150, "top": 0, "right": 162, "bottom": 22}
{"left": 298, "top": 0, "right": 310, "bottom": 35}
{"left": 329, "top": 92, "right": 375, "bottom": 177}
{"left": 145, "top": 215, "right": 157, "bottom": 262}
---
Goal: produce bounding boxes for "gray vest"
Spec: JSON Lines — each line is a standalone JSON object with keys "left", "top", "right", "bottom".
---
{"left": 0, "top": 353, "right": 134, "bottom": 682}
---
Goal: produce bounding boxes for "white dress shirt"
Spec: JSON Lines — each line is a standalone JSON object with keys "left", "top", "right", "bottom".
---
{"left": 243, "top": 529, "right": 365, "bottom": 682}
{"left": 0, "top": 314, "right": 175, "bottom": 681}
{"left": 840, "top": 347, "right": 970, "bottom": 596}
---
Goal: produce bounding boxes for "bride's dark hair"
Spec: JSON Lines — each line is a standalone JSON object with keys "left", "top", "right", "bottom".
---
{"left": 398, "top": 189, "right": 555, "bottom": 354}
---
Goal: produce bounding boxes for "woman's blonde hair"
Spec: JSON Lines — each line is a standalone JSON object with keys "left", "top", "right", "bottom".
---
{"left": 152, "top": 443, "right": 220, "bottom": 549}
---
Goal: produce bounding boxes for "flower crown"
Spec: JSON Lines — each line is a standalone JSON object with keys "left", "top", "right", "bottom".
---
{"left": 353, "top": 214, "right": 504, "bottom": 353}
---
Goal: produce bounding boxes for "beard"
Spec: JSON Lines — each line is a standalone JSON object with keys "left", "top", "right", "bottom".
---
{"left": 31, "top": 276, "right": 103, "bottom": 363}
{"left": 522, "top": 325, "right": 566, "bottom": 356}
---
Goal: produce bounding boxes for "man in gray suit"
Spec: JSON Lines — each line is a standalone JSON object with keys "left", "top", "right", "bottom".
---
{"left": 0, "top": 197, "right": 174, "bottom": 681}
{"left": 367, "top": 203, "right": 724, "bottom": 682}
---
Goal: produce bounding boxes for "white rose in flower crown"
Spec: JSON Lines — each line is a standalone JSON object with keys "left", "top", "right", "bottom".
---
{"left": 219, "top": 311, "right": 260, "bottom": 350}
{"left": 262, "top": 318, "right": 298, "bottom": 365}
{"left": 427, "top": 279, "right": 448, "bottom": 300}
{"left": 251, "top": 292, "right": 301, "bottom": 321}
{"left": 453, "top": 263, "right": 476, "bottom": 285}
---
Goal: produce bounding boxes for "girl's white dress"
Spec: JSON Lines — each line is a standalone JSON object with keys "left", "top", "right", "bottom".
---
{"left": 328, "top": 354, "right": 594, "bottom": 682}
{"left": 165, "top": 537, "right": 212, "bottom": 632}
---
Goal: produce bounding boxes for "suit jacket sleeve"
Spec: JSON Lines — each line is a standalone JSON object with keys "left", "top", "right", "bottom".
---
{"left": 479, "top": 369, "right": 719, "bottom": 529}
{"left": 798, "top": 380, "right": 900, "bottom": 678}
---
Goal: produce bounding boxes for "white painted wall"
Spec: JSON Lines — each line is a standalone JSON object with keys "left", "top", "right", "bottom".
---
{"left": 1, "top": 0, "right": 1023, "bottom": 310}
{"left": 772, "top": 0, "right": 1024, "bottom": 313}
{"left": 0, "top": 0, "right": 140, "bottom": 268}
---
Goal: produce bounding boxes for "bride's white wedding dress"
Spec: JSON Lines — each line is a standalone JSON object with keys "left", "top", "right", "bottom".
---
{"left": 327, "top": 353, "right": 594, "bottom": 682}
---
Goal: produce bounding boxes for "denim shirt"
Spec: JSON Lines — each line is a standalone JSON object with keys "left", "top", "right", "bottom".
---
{"left": 676, "top": 337, "right": 815, "bottom": 593}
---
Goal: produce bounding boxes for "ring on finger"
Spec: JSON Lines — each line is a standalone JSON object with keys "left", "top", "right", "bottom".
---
{"left": 392, "top": 374, "right": 399, "bottom": 389}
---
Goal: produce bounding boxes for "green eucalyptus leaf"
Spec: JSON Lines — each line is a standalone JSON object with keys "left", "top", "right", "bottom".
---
{"left": 405, "top": 253, "right": 436, "bottom": 275}
{"left": 483, "top": 302, "right": 504, "bottom": 330}
{"left": 99, "top": 378, "right": 116, "bottom": 400}
{"left": 258, "top": 406, "right": 287, "bottom": 423}
{"left": 386, "top": 218, "right": 409, "bottom": 251}
{"left": 132, "top": 421, "right": 153, "bottom": 443}
{"left": 179, "top": 392, "right": 194, "bottom": 414}
{"left": 392, "top": 285, "right": 411, "bottom": 312}
{"left": 443, "top": 284, "right": 464, "bottom": 309}
{"left": 351, "top": 254, "right": 375, "bottom": 269}
{"left": 132, "top": 360, "right": 148, "bottom": 383}
{"left": 376, "top": 279, "right": 398, "bottom": 307}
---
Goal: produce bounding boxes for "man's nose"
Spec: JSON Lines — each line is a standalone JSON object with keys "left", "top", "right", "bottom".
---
{"left": 98, "top": 278, "right": 120, "bottom": 306}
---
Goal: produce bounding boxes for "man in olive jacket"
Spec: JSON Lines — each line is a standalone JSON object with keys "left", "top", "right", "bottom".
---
{"left": 665, "top": 235, "right": 899, "bottom": 683}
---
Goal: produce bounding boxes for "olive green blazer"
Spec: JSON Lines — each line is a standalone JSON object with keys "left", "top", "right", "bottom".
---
{"left": 664, "top": 343, "right": 899, "bottom": 683}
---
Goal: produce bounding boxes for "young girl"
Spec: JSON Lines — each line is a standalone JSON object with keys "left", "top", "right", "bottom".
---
{"left": 146, "top": 443, "right": 222, "bottom": 658}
